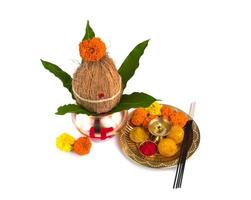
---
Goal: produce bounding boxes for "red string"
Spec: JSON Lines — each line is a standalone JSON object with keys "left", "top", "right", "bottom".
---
{"left": 89, "top": 127, "right": 114, "bottom": 140}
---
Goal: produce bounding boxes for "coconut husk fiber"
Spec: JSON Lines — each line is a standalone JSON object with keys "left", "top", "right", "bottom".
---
{"left": 72, "top": 55, "right": 123, "bottom": 114}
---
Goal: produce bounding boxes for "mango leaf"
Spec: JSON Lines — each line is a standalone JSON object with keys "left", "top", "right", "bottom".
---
{"left": 82, "top": 20, "right": 95, "bottom": 41}
{"left": 118, "top": 40, "right": 149, "bottom": 89}
{"left": 56, "top": 104, "right": 91, "bottom": 115}
{"left": 40, "top": 59, "right": 74, "bottom": 99}
{"left": 110, "top": 92, "right": 157, "bottom": 113}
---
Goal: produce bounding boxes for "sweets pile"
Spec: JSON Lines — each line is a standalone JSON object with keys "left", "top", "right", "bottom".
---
{"left": 129, "top": 102, "right": 189, "bottom": 157}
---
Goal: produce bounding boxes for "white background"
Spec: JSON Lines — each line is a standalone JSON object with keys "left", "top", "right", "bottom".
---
{"left": 0, "top": 0, "right": 250, "bottom": 199}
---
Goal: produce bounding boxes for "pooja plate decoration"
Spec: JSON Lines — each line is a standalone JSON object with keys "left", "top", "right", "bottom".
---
{"left": 41, "top": 20, "right": 201, "bottom": 163}
{"left": 119, "top": 104, "right": 200, "bottom": 168}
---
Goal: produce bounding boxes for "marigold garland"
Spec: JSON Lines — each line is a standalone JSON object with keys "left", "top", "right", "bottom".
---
{"left": 169, "top": 111, "right": 189, "bottom": 128}
{"left": 79, "top": 37, "right": 106, "bottom": 61}
{"left": 161, "top": 106, "right": 175, "bottom": 121}
{"left": 130, "top": 108, "right": 148, "bottom": 126}
{"left": 73, "top": 137, "right": 92, "bottom": 155}
{"left": 142, "top": 114, "right": 157, "bottom": 128}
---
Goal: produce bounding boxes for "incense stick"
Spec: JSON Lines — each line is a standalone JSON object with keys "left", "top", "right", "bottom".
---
{"left": 173, "top": 102, "right": 196, "bottom": 188}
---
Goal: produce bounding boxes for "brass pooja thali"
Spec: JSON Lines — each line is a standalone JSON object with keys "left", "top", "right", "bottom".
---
{"left": 119, "top": 105, "right": 200, "bottom": 168}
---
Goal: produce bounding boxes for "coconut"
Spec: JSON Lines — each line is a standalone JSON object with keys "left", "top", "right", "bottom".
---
{"left": 72, "top": 55, "right": 122, "bottom": 114}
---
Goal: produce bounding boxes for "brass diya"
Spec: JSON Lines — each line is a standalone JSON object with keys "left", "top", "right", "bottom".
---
{"left": 148, "top": 117, "right": 171, "bottom": 143}
{"left": 119, "top": 104, "right": 200, "bottom": 168}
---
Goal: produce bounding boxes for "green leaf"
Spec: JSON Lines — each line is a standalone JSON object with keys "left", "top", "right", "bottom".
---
{"left": 40, "top": 59, "right": 74, "bottom": 99}
{"left": 82, "top": 20, "right": 95, "bottom": 41}
{"left": 110, "top": 92, "right": 157, "bottom": 113}
{"left": 56, "top": 104, "right": 91, "bottom": 115}
{"left": 118, "top": 40, "right": 149, "bottom": 89}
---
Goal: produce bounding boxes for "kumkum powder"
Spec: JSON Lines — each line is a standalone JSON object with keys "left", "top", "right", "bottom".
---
{"left": 139, "top": 141, "right": 157, "bottom": 156}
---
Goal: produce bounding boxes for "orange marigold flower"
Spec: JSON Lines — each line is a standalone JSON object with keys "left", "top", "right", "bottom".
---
{"left": 130, "top": 108, "right": 148, "bottom": 126}
{"left": 142, "top": 115, "right": 157, "bottom": 128}
{"left": 73, "top": 137, "right": 92, "bottom": 155}
{"left": 169, "top": 111, "right": 189, "bottom": 128}
{"left": 79, "top": 37, "right": 106, "bottom": 61}
{"left": 161, "top": 106, "right": 175, "bottom": 121}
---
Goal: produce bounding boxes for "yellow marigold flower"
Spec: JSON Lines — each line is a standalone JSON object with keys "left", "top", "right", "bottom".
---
{"left": 146, "top": 102, "right": 163, "bottom": 116}
{"left": 56, "top": 133, "right": 75, "bottom": 152}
